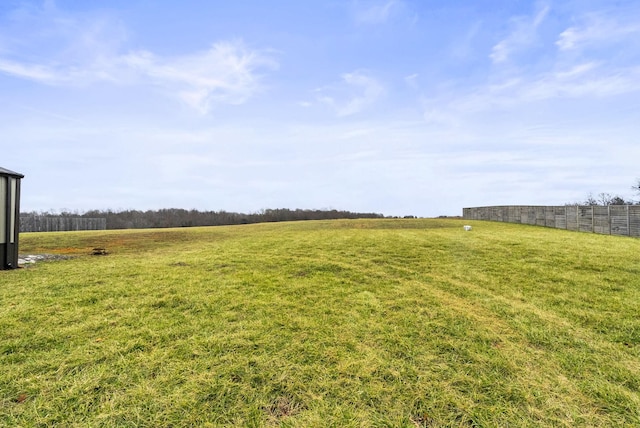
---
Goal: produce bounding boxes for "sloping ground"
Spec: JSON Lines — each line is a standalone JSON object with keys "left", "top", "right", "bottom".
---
{"left": 1, "top": 219, "right": 639, "bottom": 426}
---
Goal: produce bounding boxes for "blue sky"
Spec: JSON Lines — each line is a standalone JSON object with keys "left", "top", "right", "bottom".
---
{"left": 1, "top": 0, "right": 639, "bottom": 216}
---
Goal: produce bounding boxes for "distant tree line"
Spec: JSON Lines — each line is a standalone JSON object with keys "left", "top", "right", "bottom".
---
{"left": 20, "top": 208, "right": 384, "bottom": 230}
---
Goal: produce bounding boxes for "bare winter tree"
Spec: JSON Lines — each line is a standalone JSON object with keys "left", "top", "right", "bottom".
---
{"left": 597, "top": 192, "right": 614, "bottom": 206}
{"left": 575, "top": 192, "right": 628, "bottom": 206}
{"left": 633, "top": 179, "right": 640, "bottom": 197}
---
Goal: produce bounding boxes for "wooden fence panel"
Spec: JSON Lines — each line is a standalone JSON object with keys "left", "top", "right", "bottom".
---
{"left": 593, "top": 205, "right": 610, "bottom": 235}
{"left": 566, "top": 207, "right": 578, "bottom": 231}
{"left": 519, "top": 207, "right": 527, "bottom": 224}
{"left": 630, "top": 206, "right": 640, "bottom": 238}
{"left": 463, "top": 205, "right": 640, "bottom": 238}
{"left": 508, "top": 206, "right": 518, "bottom": 223}
{"left": 528, "top": 207, "right": 537, "bottom": 225}
{"left": 545, "top": 206, "right": 555, "bottom": 228}
{"left": 554, "top": 206, "right": 567, "bottom": 229}
{"left": 610, "top": 205, "right": 629, "bottom": 236}
{"left": 578, "top": 206, "right": 593, "bottom": 232}
{"left": 535, "top": 206, "right": 545, "bottom": 226}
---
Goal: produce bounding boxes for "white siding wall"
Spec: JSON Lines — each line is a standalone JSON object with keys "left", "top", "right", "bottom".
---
{"left": 9, "top": 178, "right": 17, "bottom": 243}
{"left": 0, "top": 176, "right": 6, "bottom": 244}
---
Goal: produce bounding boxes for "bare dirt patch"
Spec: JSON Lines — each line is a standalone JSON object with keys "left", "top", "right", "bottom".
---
{"left": 18, "top": 254, "right": 73, "bottom": 267}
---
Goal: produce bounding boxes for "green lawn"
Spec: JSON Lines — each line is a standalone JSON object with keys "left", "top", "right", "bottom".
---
{"left": 1, "top": 219, "right": 639, "bottom": 427}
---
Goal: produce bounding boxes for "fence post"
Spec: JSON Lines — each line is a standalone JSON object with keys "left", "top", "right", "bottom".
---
{"left": 627, "top": 205, "right": 631, "bottom": 236}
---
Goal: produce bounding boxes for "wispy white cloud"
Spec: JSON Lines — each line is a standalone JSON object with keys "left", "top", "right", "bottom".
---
{"left": 422, "top": 108, "right": 460, "bottom": 127}
{"left": 490, "top": 3, "right": 550, "bottom": 63}
{"left": 556, "top": 12, "right": 640, "bottom": 51}
{"left": 449, "top": 21, "right": 483, "bottom": 61}
{"left": 123, "top": 42, "right": 277, "bottom": 113}
{"left": 353, "top": 0, "right": 402, "bottom": 24}
{"left": 447, "top": 4, "right": 640, "bottom": 117}
{"left": 0, "top": 59, "right": 59, "bottom": 83}
{"left": 0, "top": 3, "right": 276, "bottom": 114}
{"left": 404, "top": 73, "right": 418, "bottom": 88}
{"left": 520, "top": 66, "right": 640, "bottom": 101}
{"left": 1, "top": 1, "right": 127, "bottom": 67}
{"left": 0, "top": 1, "right": 128, "bottom": 84}
{"left": 442, "top": 63, "right": 640, "bottom": 115}
{"left": 317, "top": 71, "right": 384, "bottom": 116}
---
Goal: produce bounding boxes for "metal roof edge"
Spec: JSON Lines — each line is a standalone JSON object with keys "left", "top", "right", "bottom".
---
{"left": 0, "top": 167, "right": 24, "bottom": 178}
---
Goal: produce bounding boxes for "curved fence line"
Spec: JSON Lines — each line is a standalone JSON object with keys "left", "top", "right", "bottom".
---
{"left": 463, "top": 205, "right": 640, "bottom": 237}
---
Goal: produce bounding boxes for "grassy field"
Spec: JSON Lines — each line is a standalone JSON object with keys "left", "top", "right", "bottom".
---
{"left": 1, "top": 218, "right": 639, "bottom": 427}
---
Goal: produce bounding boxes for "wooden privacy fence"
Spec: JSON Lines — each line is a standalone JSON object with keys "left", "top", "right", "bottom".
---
{"left": 20, "top": 216, "right": 107, "bottom": 233}
{"left": 463, "top": 205, "right": 640, "bottom": 237}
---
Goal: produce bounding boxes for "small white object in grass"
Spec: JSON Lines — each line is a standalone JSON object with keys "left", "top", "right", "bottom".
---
{"left": 463, "top": 225, "right": 472, "bottom": 231}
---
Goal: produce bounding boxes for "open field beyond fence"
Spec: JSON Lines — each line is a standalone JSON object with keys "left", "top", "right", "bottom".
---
{"left": 1, "top": 219, "right": 639, "bottom": 426}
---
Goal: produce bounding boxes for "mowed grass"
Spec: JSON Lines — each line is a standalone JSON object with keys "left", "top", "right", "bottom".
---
{"left": 1, "top": 218, "right": 639, "bottom": 427}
